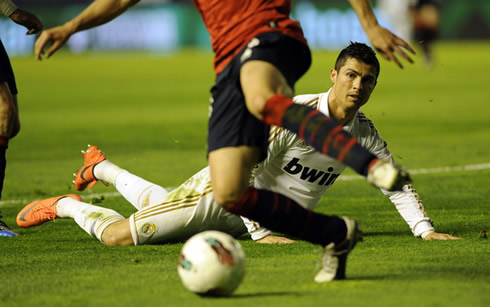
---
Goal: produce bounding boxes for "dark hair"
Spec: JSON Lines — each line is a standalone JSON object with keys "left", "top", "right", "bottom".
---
{"left": 334, "top": 42, "right": 380, "bottom": 78}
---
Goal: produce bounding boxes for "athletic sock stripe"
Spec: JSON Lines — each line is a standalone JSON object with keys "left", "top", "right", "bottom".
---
{"left": 243, "top": 188, "right": 259, "bottom": 215}
{"left": 269, "top": 193, "right": 279, "bottom": 218}
{"left": 299, "top": 109, "right": 321, "bottom": 140}
{"left": 337, "top": 137, "right": 357, "bottom": 163}
{"left": 321, "top": 125, "right": 343, "bottom": 155}
{"left": 309, "top": 117, "right": 329, "bottom": 145}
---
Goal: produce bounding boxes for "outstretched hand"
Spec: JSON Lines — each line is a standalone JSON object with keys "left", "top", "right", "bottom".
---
{"left": 365, "top": 25, "right": 416, "bottom": 69}
{"left": 256, "top": 235, "right": 295, "bottom": 244}
{"left": 9, "top": 9, "right": 43, "bottom": 35}
{"left": 424, "top": 232, "right": 462, "bottom": 241}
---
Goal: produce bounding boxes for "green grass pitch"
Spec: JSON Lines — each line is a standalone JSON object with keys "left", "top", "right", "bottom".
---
{"left": 1, "top": 41, "right": 489, "bottom": 306}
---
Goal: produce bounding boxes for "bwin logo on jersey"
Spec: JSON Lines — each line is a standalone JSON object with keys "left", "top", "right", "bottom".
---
{"left": 283, "top": 158, "right": 340, "bottom": 186}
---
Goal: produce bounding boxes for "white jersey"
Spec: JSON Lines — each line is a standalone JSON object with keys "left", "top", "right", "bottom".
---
{"left": 130, "top": 89, "right": 434, "bottom": 244}
{"left": 244, "top": 89, "right": 434, "bottom": 239}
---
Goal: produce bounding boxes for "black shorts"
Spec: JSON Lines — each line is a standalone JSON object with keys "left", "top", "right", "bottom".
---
{"left": 415, "top": 0, "right": 441, "bottom": 9}
{"left": 0, "top": 40, "right": 18, "bottom": 95}
{"left": 207, "top": 31, "right": 311, "bottom": 161}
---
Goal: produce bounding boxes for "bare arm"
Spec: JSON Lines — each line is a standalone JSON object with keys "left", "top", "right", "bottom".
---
{"left": 34, "top": 0, "right": 140, "bottom": 60}
{"left": 348, "top": 0, "right": 416, "bottom": 68}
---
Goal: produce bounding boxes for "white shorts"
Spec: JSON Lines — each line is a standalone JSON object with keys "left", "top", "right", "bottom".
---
{"left": 128, "top": 167, "right": 247, "bottom": 245}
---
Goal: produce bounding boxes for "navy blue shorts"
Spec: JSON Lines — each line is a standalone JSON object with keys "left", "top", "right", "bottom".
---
{"left": 207, "top": 31, "right": 311, "bottom": 161}
{"left": 0, "top": 40, "right": 17, "bottom": 95}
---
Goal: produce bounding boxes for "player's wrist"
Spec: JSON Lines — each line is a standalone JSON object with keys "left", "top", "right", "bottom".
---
{"left": 421, "top": 230, "right": 434, "bottom": 239}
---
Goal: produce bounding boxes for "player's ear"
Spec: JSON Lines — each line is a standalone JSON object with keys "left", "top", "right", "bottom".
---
{"left": 330, "top": 68, "right": 337, "bottom": 83}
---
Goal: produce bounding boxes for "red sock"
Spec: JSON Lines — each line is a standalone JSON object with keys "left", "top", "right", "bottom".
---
{"left": 261, "top": 94, "right": 294, "bottom": 126}
{"left": 226, "top": 187, "right": 347, "bottom": 246}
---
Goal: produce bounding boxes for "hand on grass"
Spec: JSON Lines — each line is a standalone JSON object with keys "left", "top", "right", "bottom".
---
{"left": 424, "top": 232, "right": 462, "bottom": 241}
{"left": 256, "top": 235, "right": 295, "bottom": 244}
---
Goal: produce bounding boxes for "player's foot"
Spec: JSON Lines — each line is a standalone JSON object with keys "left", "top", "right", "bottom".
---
{"left": 367, "top": 159, "right": 411, "bottom": 191}
{"left": 0, "top": 219, "right": 19, "bottom": 237}
{"left": 16, "top": 194, "right": 82, "bottom": 228}
{"left": 74, "top": 144, "right": 106, "bottom": 191}
{"left": 314, "top": 217, "right": 363, "bottom": 283}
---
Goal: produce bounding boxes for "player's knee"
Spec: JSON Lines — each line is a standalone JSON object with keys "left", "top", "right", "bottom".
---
{"left": 9, "top": 122, "right": 20, "bottom": 139}
{"left": 213, "top": 187, "right": 244, "bottom": 209}
{"left": 101, "top": 225, "right": 133, "bottom": 246}
{"left": 245, "top": 91, "right": 294, "bottom": 120}
{"left": 244, "top": 95, "right": 267, "bottom": 119}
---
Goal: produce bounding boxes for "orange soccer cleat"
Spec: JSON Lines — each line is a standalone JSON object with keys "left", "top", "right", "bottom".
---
{"left": 16, "top": 194, "right": 82, "bottom": 228}
{"left": 74, "top": 144, "right": 106, "bottom": 191}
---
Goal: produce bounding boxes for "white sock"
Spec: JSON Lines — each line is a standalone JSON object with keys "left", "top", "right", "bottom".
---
{"left": 113, "top": 170, "right": 169, "bottom": 210}
{"left": 56, "top": 197, "right": 125, "bottom": 243}
{"left": 93, "top": 160, "right": 123, "bottom": 185}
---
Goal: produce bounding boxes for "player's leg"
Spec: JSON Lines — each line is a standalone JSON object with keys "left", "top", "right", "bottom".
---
{"left": 0, "top": 82, "right": 12, "bottom": 200}
{"left": 208, "top": 146, "right": 259, "bottom": 208}
{"left": 100, "top": 219, "right": 133, "bottom": 246}
{"left": 0, "top": 40, "right": 19, "bottom": 201}
{"left": 0, "top": 40, "right": 21, "bottom": 236}
{"left": 210, "top": 146, "right": 346, "bottom": 244}
{"left": 97, "top": 161, "right": 170, "bottom": 210}
{"left": 0, "top": 86, "right": 15, "bottom": 236}
{"left": 74, "top": 145, "right": 170, "bottom": 209}
{"left": 0, "top": 216, "right": 19, "bottom": 236}
{"left": 128, "top": 180, "right": 247, "bottom": 245}
{"left": 16, "top": 194, "right": 131, "bottom": 245}
{"left": 207, "top": 109, "right": 357, "bottom": 281}
{"left": 209, "top": 32, "right": 362, "bottom": 281}
{"left": 209, "top": 146, "right": 360, "bottom": 281}
{"left": 0, "top": 90, "right": 20, "bottom": 140}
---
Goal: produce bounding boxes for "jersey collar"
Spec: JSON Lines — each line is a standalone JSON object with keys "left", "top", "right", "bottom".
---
{"left": 317, "top": 88, "right": 357, "bottom": 132}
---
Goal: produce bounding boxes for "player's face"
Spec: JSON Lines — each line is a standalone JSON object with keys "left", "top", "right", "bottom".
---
{"left": 330, "top": 58, "right": 377, "bottom": 110}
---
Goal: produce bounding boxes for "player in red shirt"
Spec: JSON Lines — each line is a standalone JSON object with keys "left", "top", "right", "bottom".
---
{"left": 34, "top": 0, "right": 415, "bottom": 282}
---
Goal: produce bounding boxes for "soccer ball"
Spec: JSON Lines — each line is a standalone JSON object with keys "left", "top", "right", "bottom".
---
{"left": 177, "top": 230, "right": 246, "bottom": 296}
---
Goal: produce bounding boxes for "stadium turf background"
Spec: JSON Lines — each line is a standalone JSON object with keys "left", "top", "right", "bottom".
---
{"left": 0, "top": 42, "right": 489, "bottom": 306}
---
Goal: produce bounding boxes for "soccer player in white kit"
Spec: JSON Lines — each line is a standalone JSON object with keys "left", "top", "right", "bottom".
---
{"left": 17, "top": 42, "right": 459, "bottom": 247}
